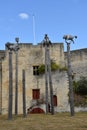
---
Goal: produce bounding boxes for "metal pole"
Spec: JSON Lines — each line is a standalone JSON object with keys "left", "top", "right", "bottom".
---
{"left": 15, "top": 51, "right": 18, "bottom": 115}
{"left": 47, "top": 48, "right": 54, "bottom": 115}
{"left": 22, "top": 69, "right": 26, "bottom": 117}
{"left": 67, "top": 43, "right": 74, "bottom": 116}
{"left": 8, "top": 51, "right": 13, "bottom": 120}
{"left": 45, "top": 45, "right": 48, "bottom": 114}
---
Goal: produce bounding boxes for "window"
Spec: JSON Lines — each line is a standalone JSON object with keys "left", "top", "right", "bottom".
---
{"left": 32, "top": 89, "right": 40, "bottom": 100}
{"left": 33, "top": 66, "right": 39, "bottom": 75}
{"left": 53, "top": 95, "right": 57, "bottom": 106}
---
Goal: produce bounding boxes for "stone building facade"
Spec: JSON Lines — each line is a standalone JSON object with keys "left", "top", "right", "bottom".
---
{"left": 0, "top": 42, "right": 87, "bottom": 114}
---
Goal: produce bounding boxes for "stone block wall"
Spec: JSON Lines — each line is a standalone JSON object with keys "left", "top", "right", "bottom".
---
{"left": 1, "top": 43, "right": 69, "bottom": 114}
{"left": 65, "top": 48, "right": 87, "bottom": 81}
{"left": 0, "top": 51, "right": 6, "bottom": 114}
{"left": 1, "top": 43, "right": 87, "bottom": 114}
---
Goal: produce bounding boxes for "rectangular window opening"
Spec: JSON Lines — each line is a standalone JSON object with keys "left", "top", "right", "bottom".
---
{"left": 33, "top": 66, "right": 39, "bottom": 76}
{"left": 32, "top": 89, "right": 40, "bottom": 100}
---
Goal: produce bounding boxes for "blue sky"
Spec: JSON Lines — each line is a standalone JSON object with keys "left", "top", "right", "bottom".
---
{"left": 0, "top": 0, "right": 87, "bottom": 51}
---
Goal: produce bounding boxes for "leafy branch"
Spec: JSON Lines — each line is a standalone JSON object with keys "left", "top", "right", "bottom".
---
{"left": 38, "top": 60, "right": 67, "bottom": 74}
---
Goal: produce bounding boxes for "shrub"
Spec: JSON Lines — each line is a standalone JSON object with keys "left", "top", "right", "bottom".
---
{"left": 38, "top": 64, "right": 45, "bottom": 74}
{"left": 73, "top": 76, "right": 87, "bottom": 95}
{"left": 38, "top": 60, "right": 67, "bottom": 74}
{"left": 51, "top": 60, "right": 60, "bottom": 71}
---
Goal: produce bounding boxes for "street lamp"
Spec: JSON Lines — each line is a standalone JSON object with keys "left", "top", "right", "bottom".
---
{"left": 14, "top": 37, "right": 20, "bottom": 115}
{"left": 63, "top": 34, "right": 77, "bottom": 116}
{"left": 6, "top": 43, "right": 15, "bottom": 120}
{"left": 6, "top": 39, "right": 20, "bottom": 119}
{"left": 42, "top": 34, "right": 54, "bottom": 115}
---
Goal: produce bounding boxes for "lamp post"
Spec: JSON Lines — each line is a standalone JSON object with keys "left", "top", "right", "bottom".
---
{"left": 63, "top": 35, "right": 77, "bottom": 116}
{"left": 6, "top": 43, "right": 14, "bottom": 120}
{"left": 6, "top": 40, "right": 20, "bottom": 119}
{"left": 43, "top": 34, "right": 54, "bottom": 115}
{"left": 14, "top": 37, "right": 20, "bottom": 115}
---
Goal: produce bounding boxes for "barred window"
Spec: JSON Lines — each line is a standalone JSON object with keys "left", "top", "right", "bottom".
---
{"left": 33, "top": 66, "right": 39, "bottom": 75}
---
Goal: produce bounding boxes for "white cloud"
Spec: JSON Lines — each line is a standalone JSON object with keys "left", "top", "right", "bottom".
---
{"left": 19, "top": 13, "right": 29, "bottom": 19}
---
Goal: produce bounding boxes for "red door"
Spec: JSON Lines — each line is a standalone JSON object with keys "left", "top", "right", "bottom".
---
{"left": 53, "top": 95, "right": 57, "bottom": 106}
{"left": 30, "top": 108, "right": 45, "bottom": 114}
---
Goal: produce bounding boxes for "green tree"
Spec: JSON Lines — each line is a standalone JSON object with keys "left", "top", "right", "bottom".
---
{"left": 74, "top": 76, "right": 87, "bottom": 95}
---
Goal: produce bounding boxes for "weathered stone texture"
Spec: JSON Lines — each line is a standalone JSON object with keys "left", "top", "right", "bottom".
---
{"left": 65, "top": 48, "right": 87, "bottom": 80}
{"left": 0, "top": 43, "right": 87, "bottom": 114}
